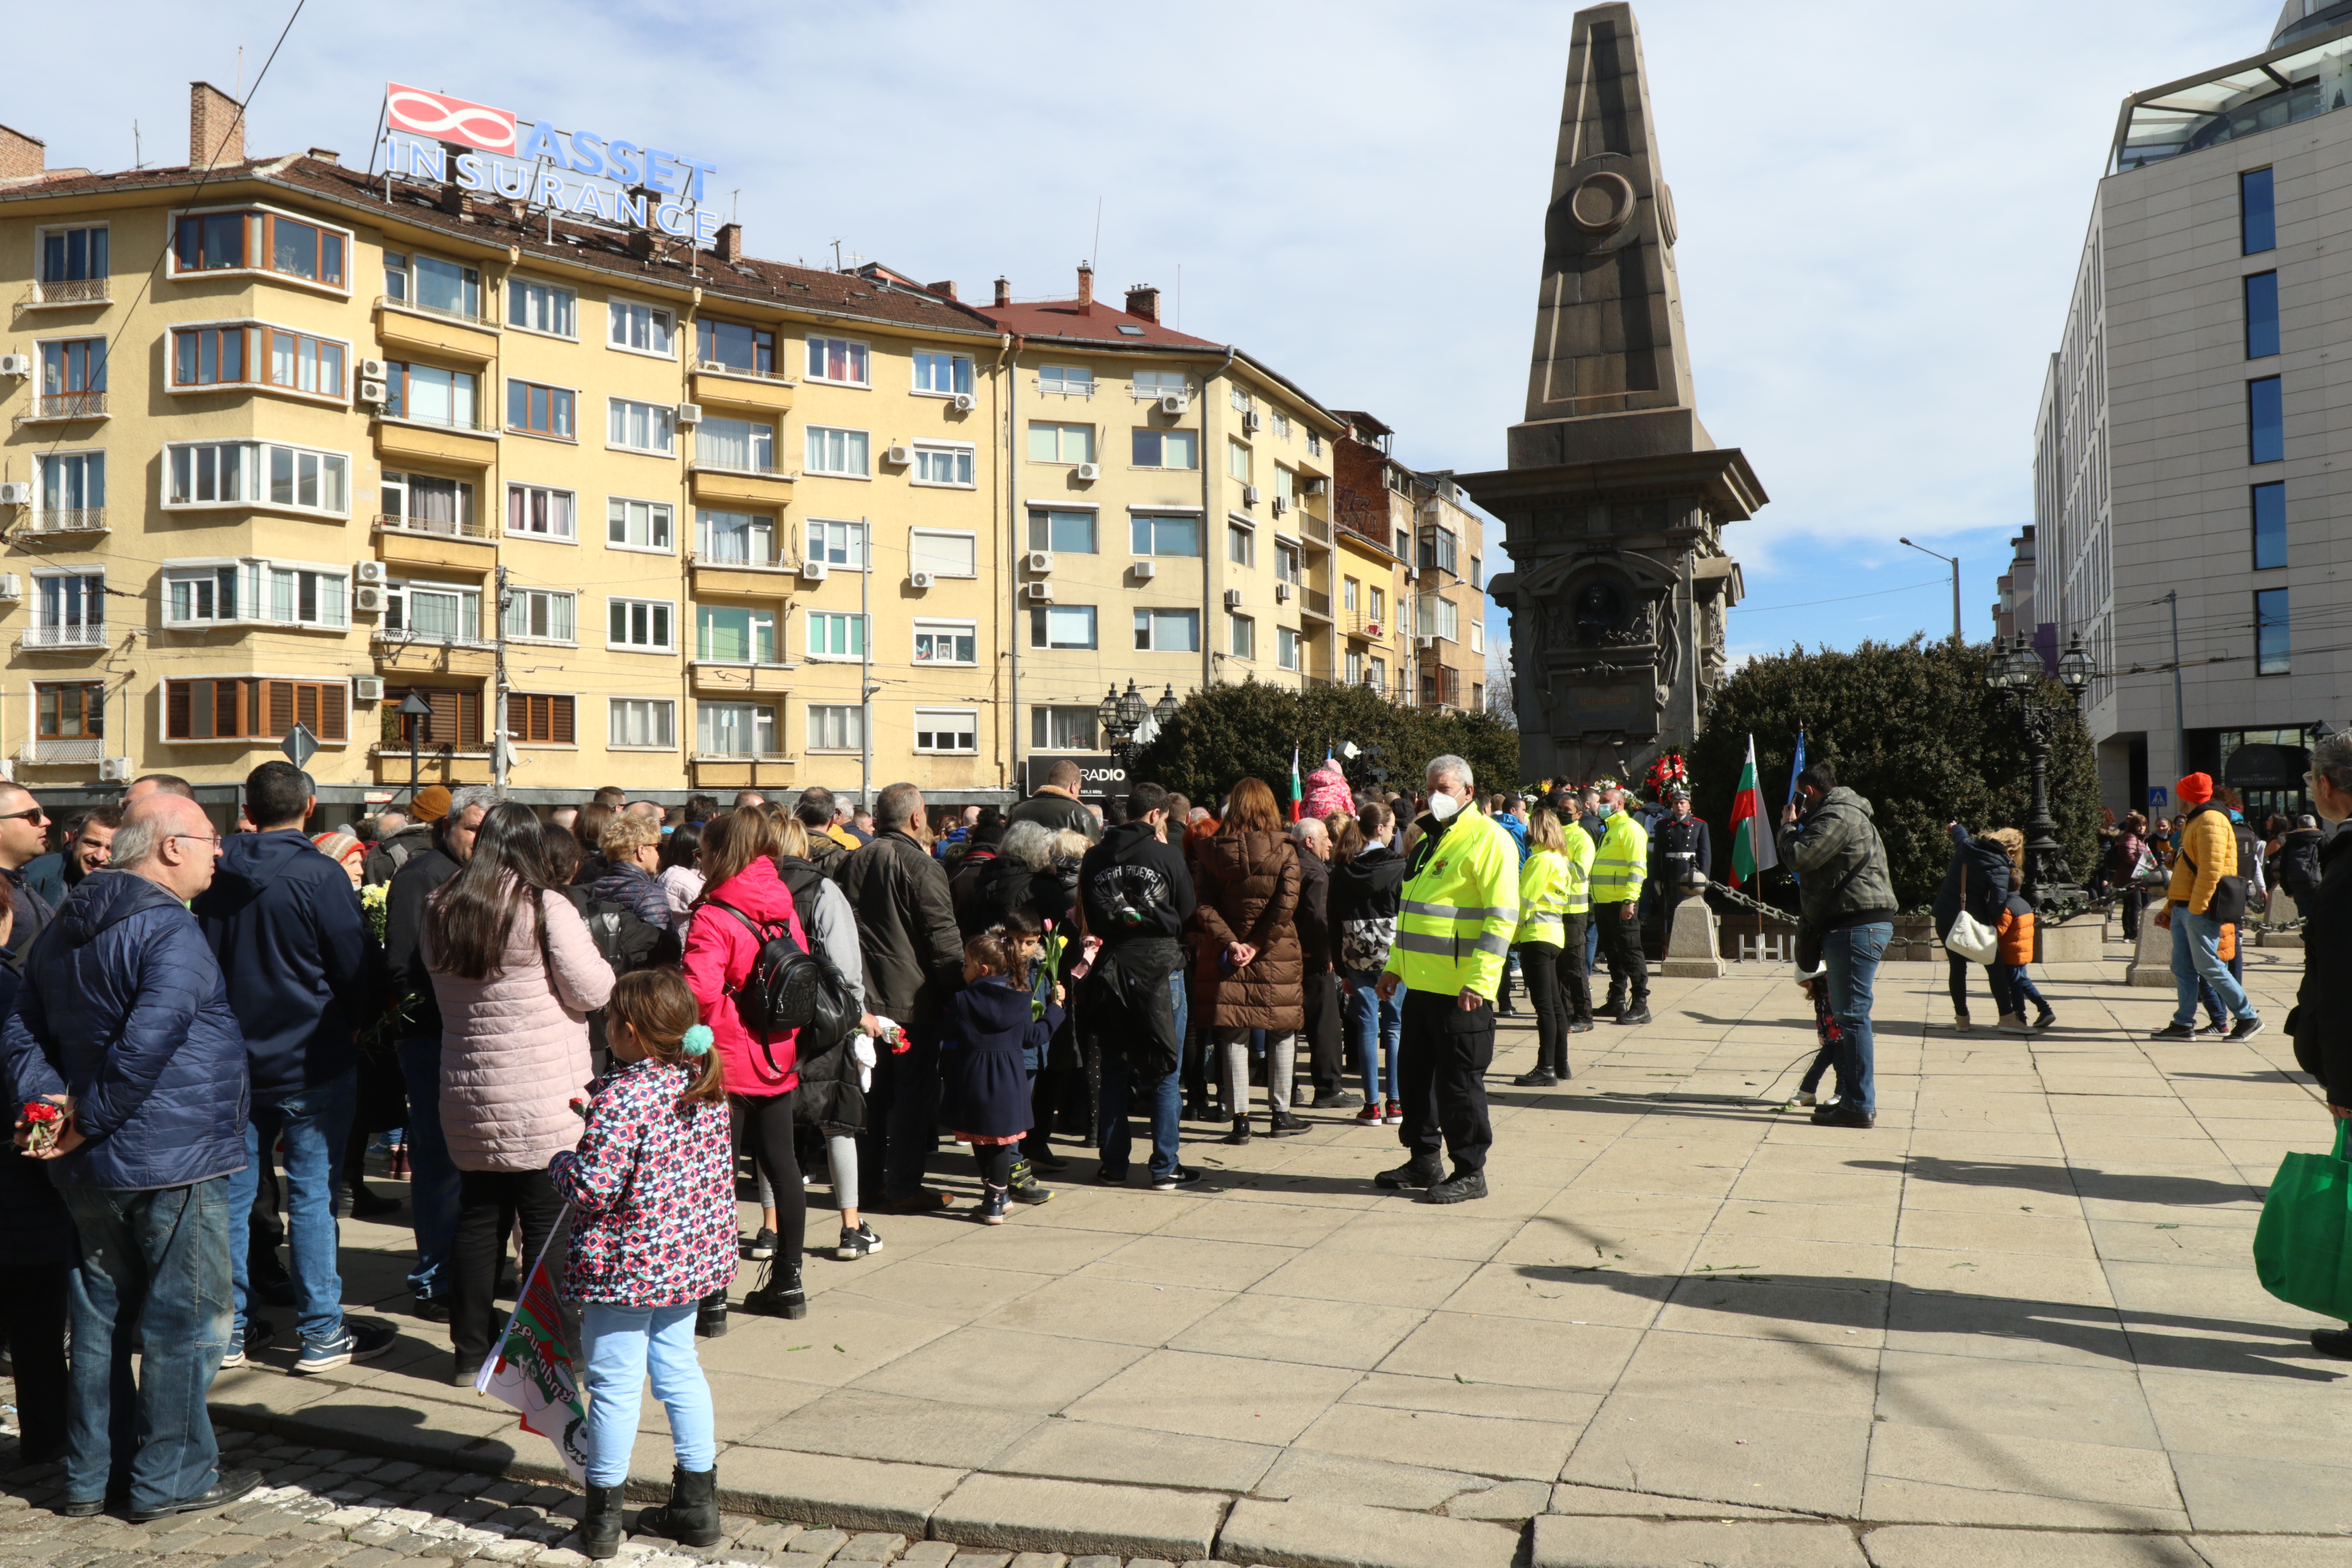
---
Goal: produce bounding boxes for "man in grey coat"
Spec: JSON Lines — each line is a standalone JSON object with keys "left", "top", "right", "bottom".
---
{"left": 1776, "top": 760, "right": 1899, "bottom": 1129}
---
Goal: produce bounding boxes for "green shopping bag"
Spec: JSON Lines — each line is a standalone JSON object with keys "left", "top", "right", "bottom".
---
{"left": 2254, "top": 1118, "right": 2352, "bottom": 1321}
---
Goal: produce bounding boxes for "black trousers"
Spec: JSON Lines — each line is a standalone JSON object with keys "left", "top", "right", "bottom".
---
{"left": 0, "top": 1261, "right": 70, "bottom": 1462}
{"left": 1596, "top": 904, "right": 1647, "bottom": 1004}
{"left": 732, "top": 1090, "right": 806, "bottom": 1272}
{"left": 1302, "top": 970, "right": 1344, "bottom": 1095}
{"left": 1945, "top": 952, "right": 1993, "bottom": 1017}
{"left": 1396, "top": 989, "right": 1495, "bottom": 1175}
{"left": 1522, "top": 942, "right": 1571, "bottom": 1075}
{"left": 2121, "top": 887, "right": 2147, "bottom": 940}
{"left": 449, "top": 1166, "right": 567, "bottom": 1370}
{"left": 1557, "top": 914, "right": 1592, "bottom": 1025}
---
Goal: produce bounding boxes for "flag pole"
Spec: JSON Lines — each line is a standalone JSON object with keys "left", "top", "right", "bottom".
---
{"left": 474, "top": 1202, "right": 573, "bottom": 1393}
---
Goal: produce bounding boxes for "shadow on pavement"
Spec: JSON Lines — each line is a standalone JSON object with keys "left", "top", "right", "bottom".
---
{"left": 1847, "top": 1155, "right": 2262, "bottom": 1207}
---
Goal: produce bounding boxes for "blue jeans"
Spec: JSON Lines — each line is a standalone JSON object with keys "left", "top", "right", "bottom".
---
{"left": 228, "top": 1069, "right": 355, "bottom": 1347}
{"left": 399, "top": 1034, "right": 462, "bottom": 1302}
{"left": 2171, "top": 909, "right": 2254, "bottom": 1025}
{"left": 1099, "top": 971, "right": 1186, "bottom": 1180}
{"left": 1344, "top": 969, "right": 1401, "bottom": 1105}
{"left": 1819, "top": 922, "right": 1891, "bottom": 1116}
{"left": 60, "top": 1178, "right": 234, "bottom": 1512}
{"left": 580, "top": 1301, "right": 713, "bottom": 1487}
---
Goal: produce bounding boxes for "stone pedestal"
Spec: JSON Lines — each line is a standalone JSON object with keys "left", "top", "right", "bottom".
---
{"left": 2034, "top": 921, "right": 2104, "bottom": 965}
{"left": 2125, "top": 907, "right": 2174, "bottom": 987}
{"left": 2265, "top": 887, "right": 2300, "bottom": 927}
{"left": 1660, "top": 890, "right": 1725, "bottom": 978}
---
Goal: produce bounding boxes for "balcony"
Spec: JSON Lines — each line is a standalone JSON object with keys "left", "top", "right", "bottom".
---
{"left": 374, "top": 296, "right": 498, "bottom": 361}
{"left": 374, "top": 413, "right": 497, "bottom": 469}
{"left": 1301, "top": 511, "right": 1332, "bottom": 547}
{"left": 366, "top": 741, "right": 492, "bottom": 787}
{"left": 691, "top": 552, "right": 798, "bottom": 598}
{"left": 687, "top": 753, "right": 797, "bottom": 791}
{"left": 19, "top": 508, "right": 107, "bottom": 536}
{"left": 15, "top": 391, "right": 107, "bottom": 426}
{"left": 689, "top": 658, "right": 796, "bottom": 695}
{"left": 689, "top": 462, "right": 794, "bottom": 508}
{"left": 1300, "top": 586, "right": 1333, "bottom": 621}
{"left": 1346, "top": 611, "right": 1387, "bottom": 641}
{"left": 371, "top": 628, "right": 496, "bottom": 677}
{"left": 374, "top": 512, "right": 497, "bottom": 574}
{"left": 692, "top": 366, "right": 796, "bottom": 414}
{"left": 14, "top": 736, "right": 101, "bottom": 766}
{"left": 28, "top": 278, "right": 108, "bottom": 309}
{"left": 18, "top": 620, "right": 107, "bottom": 653}
{"left": 1418, "top": 666, "right": 1464, "bottom": 711}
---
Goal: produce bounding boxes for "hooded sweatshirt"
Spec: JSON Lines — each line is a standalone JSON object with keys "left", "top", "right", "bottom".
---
{"left": 196, "top": 828, "right": 376, "bottom": 1100}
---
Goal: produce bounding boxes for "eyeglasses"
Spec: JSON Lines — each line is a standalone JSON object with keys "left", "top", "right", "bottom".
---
{"left": 167, "top": 832, "right": 224, "bottom": 851}
{"left": 0, "top": 807, "right": 45, "bottom": 825}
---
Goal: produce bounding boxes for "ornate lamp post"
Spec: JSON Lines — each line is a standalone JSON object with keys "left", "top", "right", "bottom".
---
{"left": 1984, "top": 632, "right": 2093, "bottom": 909}
{"left": 1100, "top": 680, "right": 1179, "bottom": 778}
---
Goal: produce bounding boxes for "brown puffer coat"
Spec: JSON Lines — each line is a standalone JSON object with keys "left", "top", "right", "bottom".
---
{"left": 1190, "top": 830, "right": 1305, "bottom": 1031}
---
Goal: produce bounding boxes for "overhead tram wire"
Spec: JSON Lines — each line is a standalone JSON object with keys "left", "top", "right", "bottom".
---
{"left": 1724, "top": 578, "right": 1950, "bottom": 616}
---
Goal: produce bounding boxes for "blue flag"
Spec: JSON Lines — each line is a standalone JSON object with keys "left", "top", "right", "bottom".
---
{"left": 1784, "top": 731, "right": 1807, "bottom": 885}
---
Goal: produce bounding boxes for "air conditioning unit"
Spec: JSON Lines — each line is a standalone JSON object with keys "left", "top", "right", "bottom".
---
{"left": 1271, "top": 495, "right": 1289, "bottom": 516}
{"left": 352, "top": 676, "right": 386, "bottom": 702}
{"left": 355, "top": 585, "right": 387, "bottom": 613}
{"left": 1132, "top": 560, "right": 1158, "bottom": 581}
{"left": 1158, "top": 394, "right": 1186, "bottom": 416}
{"left": 1075, "top": 462, "right": 1100, "bottom": 482}
{"left": 801, "top": 558, "right": 830, "bottom": 582}
{"left": 908, "top": 570, "right": 935, "bottom": 590}
{"left": 0, "top": 483, "right": 28, "bottom": 506}
{"left": 885, "top": 444, "right": 912, "bottom": 467}
{"left": 1242, "top": 411, "right": 1262, "bottom": 434}
{"left": 698, "top": 360, "right": 730, "bottom": 373}
{"left": 360, "top": 357, "right": 389, "bottom": 381}
{"left": 97, "top": 757, "right": 131, "bottom": 784}
{"left": 950, "top": 392, "right": 976, "bottom": 412}
{"left": 675, "top": 401, "right": 703, "bottom": 426}
{"left": 0, "top": 355, "right": 31, "bottom": 378}
{"left": 1223, "top": 588, "right": 1244, "bottom": 609}
{"left": 1305, "top": 477, "right": 1327, "bottom": 496}
{"left": 1242, "top": 484, "right": 1260, "bottom": 507}
{"left": 1025, "top": 581, "right": 1055, "bottom": 603}
{"left": 1418, "top": 635, "right": 1438, "bottom": 650}
{"left": 358, "top": 379, "right": 389, "bottom": 405}
{"left": 1025, "top": 551, "right": 1054, "bottom": 574}
{"left": 0, "top": 574, "right": 21, "bottom": 602}
{"left": 1276, "top": 582, "right": 1292, "bottom": 603}
{"left": 354, "top": 560, "right": 387, "bottom": 584}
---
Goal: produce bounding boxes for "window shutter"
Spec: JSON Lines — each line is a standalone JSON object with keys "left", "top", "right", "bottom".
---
{"left": 552, "top": 695, "right": 574, "bottom": 745}
{"left": 168, "top": 681, "right": 193, "bottom": 739}
{"left": 214, "top": 679, "right": 242, "bottom": 738}
{"left": 294, "top": 683, "right": 319, "bottom": 737}
{"left": 268, "top": 681, "right": 295, "bottom": 736}
{"left": 424, "top": 689, "right": 460, "bottom": 748}
{"left": 457, "top": 689, "right": 483, "bottom": 747}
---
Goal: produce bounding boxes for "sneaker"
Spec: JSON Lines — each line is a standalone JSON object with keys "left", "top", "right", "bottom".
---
{"left": 1382, "top": 1100, "right": 1404, "bottom": 1126}
{"left": 979, "top": 1185, "right": 1010, "bottom": 1225}
{"left": 1996, "top": 1014, "right": 2033, "bottom": 1036}
{"left": 2033, "top": 1013, "right": 2058, "bottom": 1032}
{"left": 837, "top": 1222, "right": 884, "bottom": 1260}
{"left": 744, "top": 1227, "right": 778, "bottom": 1261}
{"left": 2196, "top": 1020, "right": 2230, "bottom": 1038}
{"left": 2229, "top": 1016, "right": 2266, "bottom": 1041}
{"left": 1952, "top": 1013, "right": 1973, "bottom": 1033}
{"left": 1354, "top": 1104, "right": 1385, "bottom": 1125}
{"left": 410, "top": 1296, "right": 452, "bottom": 1324}
{"left": 1009, "top": 1176, "right": 1054, "bottom": 1206}
{"left": 1375, "top": 1158, "right": 1443, "bottom": 1191}
{"left": 2149, "top": 1022, "right": 2196, "bottom": 1040}
{"left": 1810, "top": 1102, "right": 1875, "bottom": 1130}
{"left": 1787, "top": 1090, "right": 1819, "bottom": 1109}
{"left": 1093, "top": 1165, "right": 1130, "bottom": 1186}
{"left": 223, "top": 1317, "right": 277, "bottom": 1369}
{"left": 1569, "top": 1017, "right": 1596, "bottom": 1034}
{"left": 1513, "top": 1068, "right": 1558, "bottom": 1087}
{"left": 1320, "top": 1089, "right": 1363, "bottom": 1109}
{"left": 1152, "top": 1167, "right": 1205, "bottom": 1192}
{"left": 1425, "top": 1170, "right": 1488, "bottom": 1204}
{"left": 294, "top": 1321, "right": 398, "bottom": 1375}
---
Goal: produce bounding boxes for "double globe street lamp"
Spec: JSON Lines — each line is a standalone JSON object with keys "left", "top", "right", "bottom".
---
{"left": 1098, "top": 679, "right": 1182, "bottom": 779}
{"left": 1984, "top": 630, "right": 2095, "bottom": 909}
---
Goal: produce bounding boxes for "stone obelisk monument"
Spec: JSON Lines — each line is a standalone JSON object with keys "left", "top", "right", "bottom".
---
{"left": 1462, "top": 1, "right": 1764, "bottom": 787}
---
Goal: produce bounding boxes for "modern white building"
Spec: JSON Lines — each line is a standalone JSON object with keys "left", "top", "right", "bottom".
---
{"left": 2033, "top": 0, "right": 2352, "bottom": 824}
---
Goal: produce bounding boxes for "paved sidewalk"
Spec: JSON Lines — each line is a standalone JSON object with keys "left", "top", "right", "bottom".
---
{"left": 15, "top": 934, "right": 2349, "bottom": 1565}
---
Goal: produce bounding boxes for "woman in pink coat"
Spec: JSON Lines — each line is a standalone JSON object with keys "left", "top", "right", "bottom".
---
{"left": 425, "top": 802, "right": 616, "bottom": 1383}
{"left": 681, "top": 808, "right": 809, "bottom": 1320}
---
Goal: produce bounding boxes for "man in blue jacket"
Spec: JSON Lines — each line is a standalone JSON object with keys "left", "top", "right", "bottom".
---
{"left": 195, "top": 762, "right": 392, "bottom": 1376}
{"left": 2, "top": 791, "right": 261, "bottom": 1522}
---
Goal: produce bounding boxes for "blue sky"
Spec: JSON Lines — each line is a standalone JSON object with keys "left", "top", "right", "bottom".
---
{"left": 7, "top": 0, "right": 2285, "bottom": 668}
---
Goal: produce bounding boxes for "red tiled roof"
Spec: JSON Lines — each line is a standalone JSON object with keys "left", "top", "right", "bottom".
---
{"left": 974, "top": 299, "right": 1220, "bottom": 351}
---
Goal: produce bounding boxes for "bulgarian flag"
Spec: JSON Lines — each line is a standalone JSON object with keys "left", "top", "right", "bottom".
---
{"left": 474, "top": 1207, "right": 589, "bottom": 1483}
{"left": 1728, "top": 734, "right": 1778, "bottom": 888}
{"left": 1289, "top": 746, "right": 1303, "bottom": 823}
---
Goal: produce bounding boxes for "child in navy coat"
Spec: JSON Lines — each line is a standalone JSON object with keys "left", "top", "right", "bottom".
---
{"left": 941, "top": 931, "right": 1062, "bottom": 1225}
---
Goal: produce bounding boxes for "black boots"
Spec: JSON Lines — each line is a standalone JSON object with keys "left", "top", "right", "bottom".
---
{"left": 744, "top": 1261, "right": 807, "bottom": 1320}
{"left": 633, "top": 1464, "right": 721, "bottom": 1548}
{"left": 695, "top": 1289, "right": 728, "bottom": 1338}
{"left": 1226, "top": 1116, "right": 1252, "bottom": 1145}
{"left": 580, "top": 1483, "right": 625, "bottom": 1559}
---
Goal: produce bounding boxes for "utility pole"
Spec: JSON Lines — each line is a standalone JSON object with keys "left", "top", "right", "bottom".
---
{"left": 1898, "top": 537, "right": 1962, "bottom": 648}
{"left": 2165, "top": 588, "right": 2187, "bottom": 784}
{"left": 859, "top": 518, "right": 871, "bottom": 814}
{"left": 493, "top": 564, "right": 511, "bottom": 791}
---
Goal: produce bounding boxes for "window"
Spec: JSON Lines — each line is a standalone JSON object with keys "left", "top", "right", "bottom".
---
{"left": 385, "top": 579, "right": 481, "bottom": 642}
{"left": 2252, "top": 481, "right": 2287, "bottom": 570}
{"left": 383, "top": 472, "right": 474, "bottom": 533}
{"left": 33, "top": 574, "right": 103, "bottom": 644}
{"left": 1271, "top": 409, "right": 1291, "bottom": 439}
{"left": 695, "top": 416, "right": 776, "bottom": 473}
{"left": 1471, "top": 555, "right": 1484, "bottom": 590}
{"left": 36, "top": 682, "right": 103, "bottom": 741}
{"left": 913, "top": 620, "right": 978, "bottom": 665}
{"left": 38, "top": 226, "right": 107, "bottom": 292}
{"left": 1342, "top": 576, "right": 1359, "bottom": 612}
{"left": 607, "top": 497, "right": 674, "bottom": 552}
{"left": 607, "top": 597, "right": 675, "bottom": 652}
{"left": 1274, "top": 541, "right": 1300, "bottom": 585}
{"left": 2249, "top": 376, "right": 2284, "bottom": 464}
{"left": 807, "top": 704, "right": 864, "bottom": 751}
{"left": 39, "top": 338, "right": 105, "bottom": 406}
{"left": 508, "top": 276, "right": 577, "bottom": 338}
{"left": 1368, "top": 654, "right": 1388, "bottom": 690}
{"left": 166, "top": 678, "right": 350, "bottom": 742}
{"left": 807, "top": 612, "right": 868, "bottom": 659}
{"left": 38, "top": 452, "right": 103, "bottom": 516}
{"left": 608, "top": 398, "right": 676, "bottom": 455}
{"left": 1231, "top": 386, "right": 1252, "bottom": 412}
{"left": 913, "top": 708, "right": 978, "bottom": 753}
{"left": 267, "top": 328, "right": 346, "bottom": 397}
{"left": 2242, "top": 168, "right": 2276, "bottom": 255}
{"left": 697, "top": 605, "right": 777, "bottom": 664}
{"left": 1308, "top": 431, "right": 1322, "bottom": 457}
{"left": 1418, "top": 526, "right": 1460, "bottom": 574}
{"left": 384, "top": 251, "right": 480, "bottom": 318}
{"left": 165, "top": 566, "right": 240, "bottom": 624}
{"left": 1344, "top": 649, "right": 1363, "bottom": 684}
{"left": 1028, "top": 422, "right": 1093, "bottom": 463}
{"left": 503, "top": 588, "right": 577, "bottom": 644}
{"left": 1038, "top": 364, "right": 1093, "bottom": 397}
{"left": 171, "top": 325, "right": 245, "bottom": 387}
{"left": 609, "top": 697, "right": 676, "bottom": 749}
{"left": 912, "top": 442, "right": 975, "bottom": 487}
{"left": 1131, "top": 429, "right": 1198, "bottom": 469}
{"left": 609, "top": 298, "right": 675, "bottom": 356}
{"left": 1415, "top": 593, "right": 1461, "bottom": 641}
{"left": 508, "top": 693, "right": 576, "bottom": 745}
{"left": 1395, "top": 529, "right": 1410, "bottom": 559}
{"left": 1130, "top": 513, "right": 1200, "bottom": 556}
{"left": 1136, "top": 608, "right": 1200, "bottom": 652}
{"left": 698, "top": 702, "right": 777, "bottom": 757}
{"left": 1029, "top": 606, "right": 1097, "bottom": 649}
{"left": 163, "top": 561, "right": 346, "bottom": 630}
{"left": 385, "top": 361, "right": 479, "bottom": 428}
{"left": 1370, "top": 586, "right": 1387, "bottom": 621}
{"left": 376, "top": 686, "right": 480, "bottom": 749}
{"left": 1229, "top": 613, "right": 1256, "bottom": 660}
{"left": 1133, "top": 369, "right": 1188, "bottom": 400}
{"left": 914, "top": 351, "right": 974, "bottom": 395}
{"left": 697, "top": 509, "right": 774, "bottom": 565}
{"left": 697, "top": 317, "right": 774, "bottom": 376}
{"left": 1277, "top": 625, "right": 1299, "bottom": 671}
{"left": 2245, "top": 271, "right": 2280, "bottom": 358}
{"left": 808, "top": 519, "right": 870, "bottom": 568}
{"left": 166, "top": 440, "right": 348, "bottom": 514}
{"left": 506, "top": 379, "right": 576, "bottom": 438}
{"left": 805, "top": 425, "right": 870, "bottom": 476}
{"left": 806, "top": 336, "right": 870, "bottom": 385}
{"left": 174, "top": 210, "right": 346, "bottom": 288}
{"left": 1470, "top": 619, "right": 1485, "bottom": 654}
{"left": 2257, "top": 587, "right": 2290, "bottom": 674}
{"left": 1228, "top": 522, "right": 1256, "bottom": 568}
{"left": 910, "top": 530, "right": 978, "bottom": 578}
{"left": 1028, "top": 508, "right": 1097, "bottom": 553}
{"left": 1228, "top": 439, "right": 1251, "bottom": 481}
{"left": 1031, "top": 707, "right": 1098, "bottom": 750}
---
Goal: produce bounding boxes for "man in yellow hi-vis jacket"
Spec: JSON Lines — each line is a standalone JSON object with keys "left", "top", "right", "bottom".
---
{"left": 1375, "top": 754, "right": 1518, "bottom": 1204}
{"left": 1590, "top": 785, "right": 1651, "bottom": 1026}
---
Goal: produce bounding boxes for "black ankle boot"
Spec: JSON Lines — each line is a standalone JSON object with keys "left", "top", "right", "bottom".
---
{"left": 633, "top": 1464, "right": 720, "bottom": 1548}
{"left": 1225, "top": 1116, "right": 1252, "bottom": 1145}
{"left": 579, "top": 1483, "right": 624, "bottom": 1559}
{"left": 694, "top": 1288, "right": 728, "bottom": 1338}
{"left": 744, "top": 1261, "right": 806, "bottom": 1320}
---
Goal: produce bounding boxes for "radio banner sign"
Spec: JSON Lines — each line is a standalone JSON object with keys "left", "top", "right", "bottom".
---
{"left": 386, "top": 83, "right": 518, "bottom": 156}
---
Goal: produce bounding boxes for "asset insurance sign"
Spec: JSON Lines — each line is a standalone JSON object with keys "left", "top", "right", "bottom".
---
{"left": 384, "top": 83, "right": 723, "bottom": 246}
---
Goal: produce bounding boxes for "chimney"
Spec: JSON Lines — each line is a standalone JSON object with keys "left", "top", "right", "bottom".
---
{"left": 1076, "top": 262, "right": 1094, "bottom": 315}
{"left": 307, "top": 147, "right": 340, "bottom": 166}
{"left": 190, "top": 81, "right": 244, "bottom": 170}
{"left": 993, "top": 276, "right": 1011, "bottom": 308}
{"left": 714, "top": 223, "right": 744, "bottom": 263}
{"left": 1125, "top": 285, "right": 1159, "bottom": 323}
{"left": 927, "top": 279, "right": 957, "bottom": 300}
{"left": 0, "top": 123, "right": 46, "bottom": 182}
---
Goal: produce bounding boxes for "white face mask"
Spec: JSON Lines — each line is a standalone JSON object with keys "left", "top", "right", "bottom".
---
{"left": 1427, "top": 790, "right": 1464, "bottom": 822}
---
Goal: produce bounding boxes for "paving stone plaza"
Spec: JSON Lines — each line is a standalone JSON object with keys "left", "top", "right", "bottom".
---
{"left": 5, "top": 925, "right": 2343, "bottom": 1568}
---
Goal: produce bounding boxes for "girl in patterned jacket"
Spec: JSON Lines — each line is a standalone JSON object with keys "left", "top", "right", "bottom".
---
{"left": 551, "top": 968, "right": 735, "bottom": 1560}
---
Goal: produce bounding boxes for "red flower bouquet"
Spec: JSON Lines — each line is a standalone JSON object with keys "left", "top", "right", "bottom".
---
{"left": 19, "top": 1100, "right": 61, "bottom": 1154}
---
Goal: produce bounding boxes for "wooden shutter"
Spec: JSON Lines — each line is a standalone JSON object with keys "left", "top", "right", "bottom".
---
{"left": 316, "top": 683, "right": 346, "bottom": 742}
{"left": 458, "top": 688, "right": 483, "bottom": 747}
{"left": 511, "top": 694, "right": 576, "bottom": 745}
{"left": 167, "top": 681, "right": 194, "bottom": 739}
{"left": 268, "top": 681, "right": 295, "bottom": 735}
{"left": 550, "top": 694, "right": 573, "bottom": 745}
{"left": 216, "top": 679, "right": 245, "bottom": 739}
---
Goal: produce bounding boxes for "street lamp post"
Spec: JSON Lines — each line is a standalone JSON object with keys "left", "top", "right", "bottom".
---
{"left": 1984, "top": 632, "right": 2093, "bottom": 909}
{"left": 1099, "top": 680, "right": 1181, "bottom": 782}
{"left": 1898, "top": 537, "right": 1963, "bottom": 649}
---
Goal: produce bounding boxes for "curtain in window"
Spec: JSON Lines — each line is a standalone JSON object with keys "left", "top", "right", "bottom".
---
{"left": 696, "top": 418, "right": 773, "bottom": 472}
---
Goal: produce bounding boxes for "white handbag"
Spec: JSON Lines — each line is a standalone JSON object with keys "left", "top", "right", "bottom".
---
{"left": 1943, "top": 863, "right": 2000, "bottom": 964}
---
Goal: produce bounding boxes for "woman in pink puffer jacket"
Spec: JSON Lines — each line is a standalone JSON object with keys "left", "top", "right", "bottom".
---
{"left": 425, "top": 802, "right": 616, "bottom": 1383}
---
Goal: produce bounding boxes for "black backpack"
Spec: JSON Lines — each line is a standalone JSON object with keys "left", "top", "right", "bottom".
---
{"left": 708, "top": 896, "right": 858, "bottom": 1072}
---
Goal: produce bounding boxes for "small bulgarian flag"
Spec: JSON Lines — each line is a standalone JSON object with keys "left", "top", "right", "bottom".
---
{"left": 1289, "top": 745, "right": 1304, "bottom": 823}
{"left": 1729, "top": 734, "right": 1778, "bottom": 888}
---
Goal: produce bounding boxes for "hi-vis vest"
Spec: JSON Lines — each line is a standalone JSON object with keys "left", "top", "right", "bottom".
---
{"left": 1592, "top": 812, "right": 1648, "bottom": 905}
{"left": 1381, "top": 807, "right": 1519, "bottom": 999}
{"left": 1514, "top": 831, "right": 1596, "bottom": 947}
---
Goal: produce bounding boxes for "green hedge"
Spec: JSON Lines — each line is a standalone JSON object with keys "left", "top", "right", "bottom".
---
{"left": 1130, "top": 681, "right": 1521, "bottom": 807}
